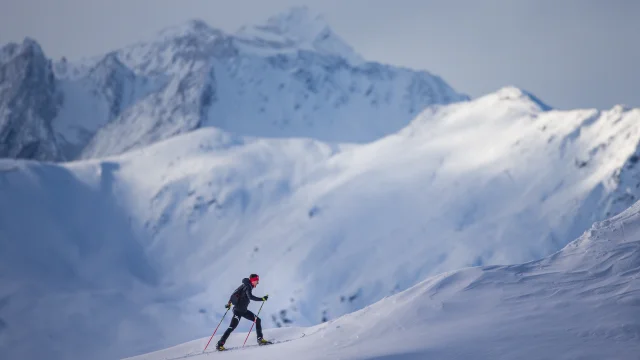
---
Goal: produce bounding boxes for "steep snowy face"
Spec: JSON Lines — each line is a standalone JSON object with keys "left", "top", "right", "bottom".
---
{"left": 74, "top": 7, "right": 466, "bottom": 159}
{"left": 591, "top": 105, "right": 640, "bottom": 218}
{"left": 235, "top": 6, "right": 364, "bottom": 65}
{"left": 52, "top": 52, "right": 155, "bottom": 159}
{"left": 51, "top": 19, "right": 220, "bottom": 160}
{"left": 116, "top": 19, "right": 227, "bottom": 76}
{"left": 87, "top": 53, "right": 138, "bottom": 119}
{"left": 80, "top": 61, "right": 215, "bottom": 158}
{"left": 80, "top": 35, "right": 465, "bottom": 158}
{"left": 0, "top": 39, "right": 61, "bottom": 160}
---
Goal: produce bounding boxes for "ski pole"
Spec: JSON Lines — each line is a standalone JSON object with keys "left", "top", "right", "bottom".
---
{"left": 242, "top": 301, "right": 265, "bottom": 347}
{"left": 203, "top": 307, "right": 230, "bottom": 352}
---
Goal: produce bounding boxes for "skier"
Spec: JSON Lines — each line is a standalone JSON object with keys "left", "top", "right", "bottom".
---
{"left": 216, "top": 274, "right": 271, "bottom": 350}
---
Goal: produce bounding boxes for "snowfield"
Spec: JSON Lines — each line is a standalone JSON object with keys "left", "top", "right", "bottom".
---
{"left": 1, "top": 85, "right": 640, "bottom": 360}
{"left": 126, "top": 198, "right": 640, "bottom": 360}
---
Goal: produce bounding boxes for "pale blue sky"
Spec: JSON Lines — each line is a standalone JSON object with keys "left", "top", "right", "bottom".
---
{"left": 1, "top": 0, "right": 638, "bottom": 110}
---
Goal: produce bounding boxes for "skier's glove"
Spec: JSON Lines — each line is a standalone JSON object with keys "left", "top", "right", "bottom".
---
{"left": 262, "top": 294, "right": 269, "bottom": 301}
{"left": 225, "top": 302, "right": 231, "bottom": 309}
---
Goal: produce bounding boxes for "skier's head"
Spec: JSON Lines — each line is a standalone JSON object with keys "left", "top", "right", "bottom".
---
{"left": 249, "top": 274, "right": 259, "bottom": 288}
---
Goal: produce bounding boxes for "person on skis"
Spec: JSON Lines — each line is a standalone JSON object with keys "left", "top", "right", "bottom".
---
{"left": 216, "top": 274, "right": 271, "bottom": 350}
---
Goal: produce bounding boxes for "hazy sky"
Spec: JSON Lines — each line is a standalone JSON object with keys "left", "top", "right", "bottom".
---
{"left": 2, "top": 0, "right": 639, "bottom": 110}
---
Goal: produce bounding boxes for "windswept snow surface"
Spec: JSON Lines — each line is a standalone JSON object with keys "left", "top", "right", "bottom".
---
{"left": 127, "top": 198, "right": 640, "bottom": 360}
{"left": 1, "top": 87, "right": 640, "bottom": 360}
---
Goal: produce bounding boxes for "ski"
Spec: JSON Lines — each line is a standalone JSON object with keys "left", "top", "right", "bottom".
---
{"left": 218, "top": 333, "right": 305, "bottom": 352}
{"left": 161, "top": 334, "right": 305, "bottom": 359}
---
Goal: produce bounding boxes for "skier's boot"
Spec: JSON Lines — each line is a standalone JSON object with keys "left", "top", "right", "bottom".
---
{"left": 215, "top": 341, "right": 226, "bottom": 351}
{"left": 257, "top": 337, "right": 273, "bottom": 346}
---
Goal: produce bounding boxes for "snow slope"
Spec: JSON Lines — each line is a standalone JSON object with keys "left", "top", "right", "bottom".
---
{"left": 0, "top": 159, "right": 169, "bottom": 360}
{"left": 1, "top": 87, "right": 640, "bottom": 360}
{"left": 126, "top": 198, "right": 640, "bottom": 360}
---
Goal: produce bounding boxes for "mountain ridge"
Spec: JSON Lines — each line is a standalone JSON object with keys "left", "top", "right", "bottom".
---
{"left": 0, "top": 7, "right": 469, "bottom": 162}
{"left": 0, "top": 37, "right": 62, "bottom": 160}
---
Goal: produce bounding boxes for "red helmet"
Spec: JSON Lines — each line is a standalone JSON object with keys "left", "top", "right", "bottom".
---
{"left": 249, "top": 274, "right": 259, "bottom": 287}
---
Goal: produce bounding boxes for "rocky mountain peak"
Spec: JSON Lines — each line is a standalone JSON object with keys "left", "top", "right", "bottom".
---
{"left": 0, "top": 38, "right": 61, "bottom": 160}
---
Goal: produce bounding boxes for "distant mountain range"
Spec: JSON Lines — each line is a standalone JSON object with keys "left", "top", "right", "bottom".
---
{"left": 0, "top": 6, "right": 467, "bottom": 161}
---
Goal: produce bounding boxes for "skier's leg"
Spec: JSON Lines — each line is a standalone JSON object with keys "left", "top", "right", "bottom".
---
{"left": 217, "top": 312, "right": 241, "bottom": 347}
{"left": 241, "top": 310, "right": 263, "bottom": 339}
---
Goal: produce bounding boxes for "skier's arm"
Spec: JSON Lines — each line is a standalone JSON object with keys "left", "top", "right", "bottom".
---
{"left": 245, "top": 285, "right": 263, "bottom": 301}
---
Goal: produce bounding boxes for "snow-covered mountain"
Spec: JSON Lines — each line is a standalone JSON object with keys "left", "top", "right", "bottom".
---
{"left": 234, "top": 6, "right": 365, "bottom": 65}
{"left": 3, "top": 5, "right": 640, "bottom": 360}
{"left": 0, "top": 38, "right": 62, "bottom": 160}
{"left": 53, "top": 51, "right": 166, "bottom": 159}
{"left": 0, "top": 6, "right": 467, "bottom": 162}
{"left": 1, "top": 86, "right": 639, "bottom": 360}
{"left": 128, "top": 198, "right": 640, "bottom": 360}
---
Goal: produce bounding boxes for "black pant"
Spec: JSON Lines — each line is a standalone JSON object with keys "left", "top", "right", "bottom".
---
{"left": 218, "top": 309, "right": 262, "bottom": 344}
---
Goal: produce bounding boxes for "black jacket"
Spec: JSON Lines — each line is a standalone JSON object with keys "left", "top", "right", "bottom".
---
{"left": 229, "top": 278, "right": 263, "bottom": 313}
